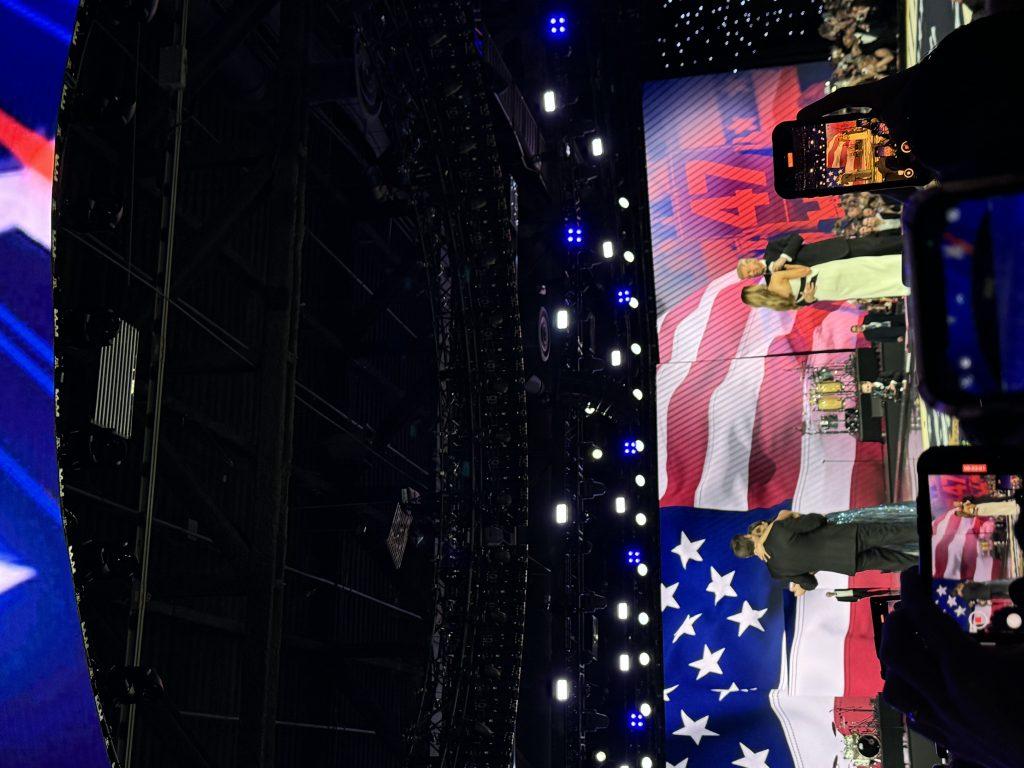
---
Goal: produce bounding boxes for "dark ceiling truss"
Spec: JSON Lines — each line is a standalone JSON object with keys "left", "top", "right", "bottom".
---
{"left": 353, "top": 1, "right": 532, "bottom": 767}
{"left": 52, "top": 1, "right": 441, "bottom": 767}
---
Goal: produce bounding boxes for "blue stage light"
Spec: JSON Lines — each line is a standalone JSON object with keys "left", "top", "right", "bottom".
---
{"left": 548, "top": 14, "right": 567, "bottom": 35}
{"left": 616, "top": 288, "right": 632, "bottom": 305}
{"left": 622, "top": 439, "right": 645, "bottom": 456}
{"left": 629, "top": 710, "right": 646, "bottom": 729}
{"left": 626, "top": 549, "right": 642, "bottom": 566}
{"left": 566, "top": 225, "right": 583, "bottom": 245}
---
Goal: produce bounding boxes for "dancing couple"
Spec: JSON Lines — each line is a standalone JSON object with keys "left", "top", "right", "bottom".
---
{"left": 732, "top": 505, "right": 918, "bottom": 595}
{"left": 733, "top": 498, "right": 1021, "bottom": 594}
{"left": 738, "top": 232, "right": 907, "bottom": 310}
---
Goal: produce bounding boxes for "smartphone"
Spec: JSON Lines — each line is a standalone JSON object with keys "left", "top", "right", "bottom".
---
{"left": 772, "top": 114, "right": 933, "bottom": 199}
{"left": 906, "top": 178, "right": 1024, "bottom": 423}
{"left": 917, "top": 447, "right": 1024, "bottom": 641}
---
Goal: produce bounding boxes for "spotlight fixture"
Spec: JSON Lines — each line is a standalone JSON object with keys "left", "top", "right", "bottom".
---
{"left": 591, "top": 446, "right": 604, "bottom": 460}
{"left": 618, "top": 653, "right": 630, "bottom": 672}
{"left": 618, "top": 196, "right": 630, "bottom": 209}
{"left": 609, "top": 349, "right": 623, "bottom": 367}
{"left": 639, "top": 652, "right": 651, "bottom": 666}
{"left": 632, "top": 388, "right": 643, "bottom": 401}
{"left": 590, "top": 136, "right": 605, "bottom": 157}
{"left": 626, "top": 549, "right": 642, "bottom": 566}
{"left": 636, "top": 562, "right": 649, "bottom": 577}
{"left": 635, "top": 512, "right": 647, "bottom": 527}
{"left": 622, "top": 439, "right": 644, "bottom": 456}
{"left": 555, "top": 308, "right": 569, "bottom": 329}
{"left": 555, "top": 502, "right": 570, "bottom": 525}
{"left": 566, "top": 225, "right": 583, "bottom": 244}
{"left": 638, "top": 611, "right": 650, "bottom": 625}
{"left": 601, "top": 240, "right": 615, "bottom": 259}
{"left": 630, "top": 342, "right": 642, "bottom": 355}
{"left": 555, "top": 677, "right": 570, "bottom": 701}
{"left": 614, "top": 496, "right": 627, "bottom": 514}
{"left": 542, "top": 90, "right": 558, "bottom": 112}
{"left": 616, "top": 601, "right": 629, "bottom": 620}
{"left": 615, "top": 288, "right": 632, "bottom": 305}
{"left": 635, "top": 474, "right": 646, "bottom": 487}
{"left": 548, "top": 14, "right": 567, "bottom": 35}
{"left": 628, "top": 296, "right": 640, "bottom": 309}
{"left": 623, "top": 249, "right": 636, "bottom": 263}
{"left": 584, "top": 403, "right": 597, "bottom": 415}
{"left": 640, "top": 702, "right": 653, "bottom": 718}
{"left": 641, "top": 757, "right": 654, "bottom": 768}
{"left": 629, "top": 710, "right": 646, "bottom": 729}
{"left": 595, "top": 752, "right": 607, "bottom": 764}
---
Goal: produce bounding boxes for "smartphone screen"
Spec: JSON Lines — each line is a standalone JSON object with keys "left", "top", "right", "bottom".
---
{"left": 924, "top": 470, "right": 1023, "bottom": 636}
{"left": 772, "top": 117, "right": 931, "bottom": 198}
{"left": 936, "top": 190, "right": 1024, "bottom": 397}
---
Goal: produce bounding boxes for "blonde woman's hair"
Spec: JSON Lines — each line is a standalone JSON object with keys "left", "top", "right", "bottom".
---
{"left": 741, "top": 285, "right": 797, "bottom": 311}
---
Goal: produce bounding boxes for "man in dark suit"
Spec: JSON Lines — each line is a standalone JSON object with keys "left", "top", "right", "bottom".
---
{"left": 851, "top": 312, "right": 906, "bottom": 343}
{"left": 735, "top": 232, "right": 903, "bottom": 282}
{"left": 731, "top": 510, "right": 917, "bottom": 596}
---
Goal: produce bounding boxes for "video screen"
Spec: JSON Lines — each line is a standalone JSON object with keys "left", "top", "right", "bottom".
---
{"left": 939, "top": 191, "right": 1024, "bottom": 397}
{"left": 787, "top": 117, "right": 917, "bottom": 192}
{"left": 927, "top": 472, "right": 1023, "bottom": 635}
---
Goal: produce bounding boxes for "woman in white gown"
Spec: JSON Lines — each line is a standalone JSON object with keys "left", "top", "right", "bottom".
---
{"left": 741, "top": 254, "right": 908, "bottom": 309}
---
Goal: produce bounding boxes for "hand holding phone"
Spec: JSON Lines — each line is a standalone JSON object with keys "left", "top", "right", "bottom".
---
{"left": 917, "top": 447, "right": 1024, "bottom": 641}
{"left": 879, "top": 568, "right": 1024, "bottom": 768}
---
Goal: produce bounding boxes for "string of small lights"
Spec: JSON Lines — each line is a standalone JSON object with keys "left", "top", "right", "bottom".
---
{"left": 646, "top": 0, "right": 827, "bottom": 77}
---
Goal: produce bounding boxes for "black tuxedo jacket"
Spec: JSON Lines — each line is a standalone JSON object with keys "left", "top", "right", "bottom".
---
{"left": 764, "top": 514, "right": 858, "bottom": 591}
{"left": 762, "top": 233, "right": 903, "bottom": 282}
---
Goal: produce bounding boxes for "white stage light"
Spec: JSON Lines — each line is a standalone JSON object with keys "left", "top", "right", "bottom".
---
{"left": 623, "top": 249, "right": 636, "bottom": 263}
{"left": 542, "top": 90, "right": 558, "bottom": 112}
{"left": 632, "top": 388, "right": 643, "bottom": 401}
{"left": 616, "top": 601, "right": 629, "bottom": 620}
{"left": 584, "top": 403, "right": 597, "bottom": 415}
{"left": 618, "top": 196, "right": 630, "bottom": 209}
{"left": 555, "top": 308, "right": 569, "bottom": 329}
{"left": 639, "top": 652, "right": 651, "bottom": 666}
{"left": 601, "top": 240, "right": 615, "bottom": 259}
{"left": 610, "top": 349, "right": 622, "bottom": 367}
{"left": 555, "top": 503, "right": 569, "bottom": 525}
{"left": 638, "top": 611, "right": 650, "bottom": 625}
{"left": 594, "top": 752, "right": 607, "bottom": 764}
{"left": 590, "top": 136, "right": 605, "bottom": 157}
{"left": 630, "top": 342, "right": 641, "bottom": 355}
{"left": 614, "top": 496, "right": 627, "bottom": 514}
{"left": 641, "top": 756, "right": 653, "bottom": 768}
{"left": 635, "top": 474, "right": 646, "bottom": 487}
{"left": 640, "top": 702, "right": 653, "bottom": 718}
{"left": 618, "top": 653, "right": 630, "bottom": 672}
{"left": 636, "top": 562, "right": 648, "bottom": 577}
{"left": 555, "top": 677, "right": 569, "bottom": 701}
{"left": 635, "top": 512, "right": 647, "bottom": 527}
{"left": 591, "top": 447, "right": 604, "bottom": 460}
{"left": 628, "top": 296, "right": 640, "bottom": 309}
{"left": 635, "top": 439, "right": 645, "bottom": 452}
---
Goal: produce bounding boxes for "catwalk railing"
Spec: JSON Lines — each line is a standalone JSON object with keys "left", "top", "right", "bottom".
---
{"left": 356, "top": 1, "right": 530, "bottom": 766}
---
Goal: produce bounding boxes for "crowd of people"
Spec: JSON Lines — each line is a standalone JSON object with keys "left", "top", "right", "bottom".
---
{"left": 819, "top": 0, "right": 898, "bottom": 89}
{"left": 833, "top": 191, "right": 901, "bottom": 238}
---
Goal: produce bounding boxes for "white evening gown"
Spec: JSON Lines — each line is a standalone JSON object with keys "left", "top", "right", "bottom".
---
{"left": 789, "top": 254, "right": 909, "bottom": 302}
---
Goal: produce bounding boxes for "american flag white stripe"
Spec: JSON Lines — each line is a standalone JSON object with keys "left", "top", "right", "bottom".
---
{"left": 770, "top": 692, "right": 846, "bottom": 768}
{"left": 786, "top": 577, "right": 850, "bottom": 697}
{"left": 657, "top": 273, "right": 739, "bottom": 498}
{"left": 694, "top": 309, "right": 794, "bottom": 510}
